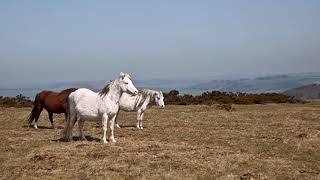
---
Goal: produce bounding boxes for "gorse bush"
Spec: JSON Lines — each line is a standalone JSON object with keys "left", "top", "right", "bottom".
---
{"left": 0, "top": 90, "right": 300, "bottom": 108}
{"left": 164, "top": 90, "right": 300, "bottom": 105}
{"left": 0, "top": 94, "right": 33, "bottom": 108}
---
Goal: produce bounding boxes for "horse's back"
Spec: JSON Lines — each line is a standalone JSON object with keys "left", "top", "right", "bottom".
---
{"left": 69, "top": 88, "right": 100, "bottom": 117}
{"left": 71, "top": 88, "right": 97, "bottom": 100}
{"left": 57, "top": 88, "right": 78, "bottom": 103}
{"left": 119, "top": 93, "right": 138, "bottom": 111}
{"left": 37, "top": 89, "right": 76, "bottom": 113}
{"left": 36, "top": 90, "right": 59, "bottom": 103}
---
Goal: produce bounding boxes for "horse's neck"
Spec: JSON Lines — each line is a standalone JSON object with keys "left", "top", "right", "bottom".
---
{"left": 146, "top": 91, "right": 156, "bottom": 103}
{"left": 104, "top": 83, "right": 122, "bottom": 104}
{"left": 136, "top": 92, "right": 152, "bottom": 108}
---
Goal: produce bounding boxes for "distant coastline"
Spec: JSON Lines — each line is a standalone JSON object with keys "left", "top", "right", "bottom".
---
{"left": 1, "top": 72, "right": 320, "bottom": 99}
{"left": 0, "top": 88, "right": 41, "bottom": 99}
{"left": 0, "top": 88, "right": 60, "bottom": 100}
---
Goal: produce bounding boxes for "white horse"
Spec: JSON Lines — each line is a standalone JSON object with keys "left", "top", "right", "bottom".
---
{"left": 64, "top": 72, "right": 138, "bottom": 143}
{"left": 115, "top": 89, "right": 165, "bottom": 129}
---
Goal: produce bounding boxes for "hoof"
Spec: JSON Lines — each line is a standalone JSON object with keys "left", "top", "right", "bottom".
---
{"left": 110, "top": 138, "right": 117, "bottom": 143}
{"left": 100, "top": 139, "right": 108, "bottom": 144}
{"left": 65, "top": 137, "right": 73, "bottom": 142}
{"left": 51, "top": 123, "right": 57, "bottom": 129}
{"left": 116, "top": 124, "right": 121, "bottom": 128}
{"left": 33, "top": 124, "right": 38, "bottom": 129}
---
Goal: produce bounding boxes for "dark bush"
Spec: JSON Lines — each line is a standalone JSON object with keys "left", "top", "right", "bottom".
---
{"left": 216, "top": 104, "right": 234, "bottom": 111}
{"left": 164, "top": 90, "right": 301, "bottom": 105}
{"left": 0, "top": 94, "right": 33, "bottom": 108}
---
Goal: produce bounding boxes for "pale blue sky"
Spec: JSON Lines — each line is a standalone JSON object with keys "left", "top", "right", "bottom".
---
{"left": 0, "top": 0, "right": 319, "bottom": 87}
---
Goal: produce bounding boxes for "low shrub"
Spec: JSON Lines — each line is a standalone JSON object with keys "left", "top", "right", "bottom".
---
{"left": 164, "top": 90, "right": 301, "bottom": 105}
{"left": 0, "top": 94, "right": 33, "bottom": 108}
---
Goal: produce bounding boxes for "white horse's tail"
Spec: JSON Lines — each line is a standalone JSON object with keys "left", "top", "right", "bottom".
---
{"left": 64, "top": 93, "right": 76, "bottom": 141}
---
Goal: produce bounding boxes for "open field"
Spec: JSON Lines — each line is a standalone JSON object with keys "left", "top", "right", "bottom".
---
{"left": 0, "top": 103, "right": 320, "bottom": 179}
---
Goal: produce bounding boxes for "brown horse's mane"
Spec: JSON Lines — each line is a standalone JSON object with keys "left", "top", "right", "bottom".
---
{"left": 59, "top": 88, "right": 78, "bottom": 95}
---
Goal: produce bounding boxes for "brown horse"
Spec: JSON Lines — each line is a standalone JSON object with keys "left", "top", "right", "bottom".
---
{"left": 28, "top": 88, "right": 78, "bottom": 129}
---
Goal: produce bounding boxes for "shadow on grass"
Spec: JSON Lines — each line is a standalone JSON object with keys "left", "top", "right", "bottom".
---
{"left": 95, "top": 125, "right": 144, "bottom": 129}
{"left": 118, "top": 125, "right": 138, "bottom": 128}
{"left": 52, "top": 136, "right": 101, "bottom": 142}
{"left": 22, "top": 125, "right": 64, "bottom": 129}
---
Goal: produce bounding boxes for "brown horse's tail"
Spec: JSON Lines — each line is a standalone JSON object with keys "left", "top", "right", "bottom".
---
{"left": 27, "top": 93, "right": 41, "bottom": 125}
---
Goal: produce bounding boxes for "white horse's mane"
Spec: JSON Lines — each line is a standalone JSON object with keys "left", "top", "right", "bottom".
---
{"left": 99, "top": 73, "right": 132, "bottom": 97}
{"left": 99, "top": 80, "right": 114, "bottom": 97}
{"left": 139, "top": 89, "right": 160, "bottom": 102}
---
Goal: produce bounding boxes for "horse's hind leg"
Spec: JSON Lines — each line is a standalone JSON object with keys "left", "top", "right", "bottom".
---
{"left": 65, "top": 111, "right": 76, "bottom": 142}
{"left": 48, "top": 111, "right": 56, "bottom": 129}
{"left": 78, "top": 118, "right": 87, "bottom": 141}
{"left": 34, "top": 106, "right": 43, "bottom": 129}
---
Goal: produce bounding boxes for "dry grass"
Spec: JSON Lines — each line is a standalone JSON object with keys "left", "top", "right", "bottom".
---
{"left": 0, "top": 103, "right": 320, "bottom": 179}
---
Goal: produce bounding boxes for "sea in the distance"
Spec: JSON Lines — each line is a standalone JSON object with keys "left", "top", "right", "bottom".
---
{"left": 0, "top": 88, "right": 60, "bottom": 100}
{"left": 0, "top": 87, "right": 203, "bottom": 101}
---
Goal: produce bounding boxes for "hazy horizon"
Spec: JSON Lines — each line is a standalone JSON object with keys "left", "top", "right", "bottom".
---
{"left": 1, "top": 1, "right": 319, "bottom": 87}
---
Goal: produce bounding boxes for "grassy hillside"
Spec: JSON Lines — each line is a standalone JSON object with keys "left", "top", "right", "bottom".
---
{"left": 1, "top": 104, "right": 320, "bottom": 179}
{"left": 188, "top": 72, "right": 320, "bottom": 93}
{"left": 284, "top": 84, "right": 320, "bottom": 100}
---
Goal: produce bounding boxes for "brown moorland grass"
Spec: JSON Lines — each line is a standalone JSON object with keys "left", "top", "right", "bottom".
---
{"left": 0, "top": 103, "right": 319, "bottom": 179}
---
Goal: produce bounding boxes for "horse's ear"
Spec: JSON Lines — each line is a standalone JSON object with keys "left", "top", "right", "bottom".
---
{"left": 120, "top": 72, "right": 126, "bottom": 79}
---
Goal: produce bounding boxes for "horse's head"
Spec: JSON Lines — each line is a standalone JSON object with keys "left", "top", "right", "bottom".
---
{"left": 154, "top": 91, "right": 165, "bottom": 108}
{"left": 119, "top": 72, "right": 139, "bottom": 95}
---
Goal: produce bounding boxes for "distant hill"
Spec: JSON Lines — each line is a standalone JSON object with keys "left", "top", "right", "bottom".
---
{"left": 186, "top": 72, "right": 320, "bottom": 93}
{"left": 283, "top": 84, "right": 320, "bottom": 100}
{"left": 2, "top": 72, "right": 320, "bottom": 98}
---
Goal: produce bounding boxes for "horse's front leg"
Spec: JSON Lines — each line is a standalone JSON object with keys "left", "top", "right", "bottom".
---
{"left": 64, "top": 112, "right": 68, "bottom": 121}
{"left": 139, "top": 112, "right": 145, "bottom": 129}
{"left": 48, "top": 111, "right": 56, "bottom": 129}
{"left": 101, "top": 113, "right": 108, "bottom": 144}
{"left": 136, "top": 109, "right": 141, "bottom": 129}
{"left": 136, "top": 109, "right": 144, "bottom": 129}
{"left": 115, "top": 111, "right": 121, "bottom": 128}
{"left": 109, "top": 114, "right": 117, "bottom": 143}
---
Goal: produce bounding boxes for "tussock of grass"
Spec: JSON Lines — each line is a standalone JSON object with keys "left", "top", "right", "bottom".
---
{"left": 0, "top": 103, "right": 319, "bottom": 179}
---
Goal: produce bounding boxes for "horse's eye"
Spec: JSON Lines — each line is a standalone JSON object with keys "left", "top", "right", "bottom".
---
{"left": 125, "top": 82, "right": 129, "bottom": 84}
